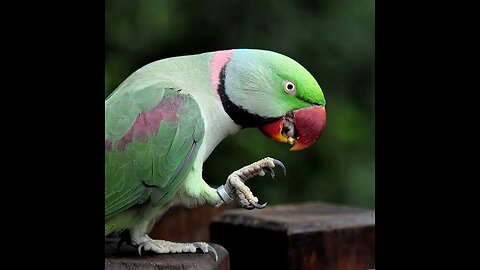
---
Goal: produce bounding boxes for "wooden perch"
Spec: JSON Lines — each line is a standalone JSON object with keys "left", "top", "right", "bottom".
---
{"left": 105, "top": 239, "right": 229, "bottom": 270}
{"left": 105, "top": 205, "right": 231, "bottom": 270}
{"left": 210, "top": 202, "right": 375, "bottom": 270}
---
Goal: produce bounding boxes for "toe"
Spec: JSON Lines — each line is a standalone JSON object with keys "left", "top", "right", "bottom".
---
{"left": 263, "top": 167, "right": 275, "bottom": 179}
{"left": 193, "top": 242, "right": 208, "bottom": 253}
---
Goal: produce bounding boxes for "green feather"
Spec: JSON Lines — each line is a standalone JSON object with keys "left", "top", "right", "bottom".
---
{"left": 105, "top": 86, "right": 204, "bottom": 235}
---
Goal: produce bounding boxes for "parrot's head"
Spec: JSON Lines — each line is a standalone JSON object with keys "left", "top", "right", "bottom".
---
{"left": 216, "top": 49, "right": 326, "bottom": 150}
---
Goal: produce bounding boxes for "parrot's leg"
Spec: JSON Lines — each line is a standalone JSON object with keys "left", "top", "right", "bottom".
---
{"left": 128, "top": 158, "right": 284, "bottom": 260}
{"left": 130, "top": 222, "right": 219, "bottom": 261}
{"left": 216, "top": 157, "right": 286, "bottom": 209}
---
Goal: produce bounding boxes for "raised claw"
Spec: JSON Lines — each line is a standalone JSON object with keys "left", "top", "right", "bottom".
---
{"left": 272, "top": 159, "right": 287, "bottom": 176}
{"left": 193, "top": 243, "right": 219, "bottom": 262}
{"left": 250, "top": 200, "right": 268, "bottom": 209}
{"left": 263, "top": 167, "right": 275, "bottom": 179}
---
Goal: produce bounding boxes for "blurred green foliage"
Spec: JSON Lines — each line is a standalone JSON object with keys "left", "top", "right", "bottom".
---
{"left": 106, "top": 0, "right": 375, "bottom": 209}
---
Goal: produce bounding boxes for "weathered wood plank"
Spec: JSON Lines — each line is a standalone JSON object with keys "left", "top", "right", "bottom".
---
{"left": 105, "top": 205, "right": 231, "bottom": 270}
{"left": 210, "top": 202, "right": 375, "bottom": 270}
{"left": 105, "top": 239, "right": 229, "bottom": 270}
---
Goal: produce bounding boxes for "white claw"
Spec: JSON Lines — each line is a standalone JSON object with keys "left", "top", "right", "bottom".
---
{"left": 207, "top": 245, "right": 219, "bottom": 262}
{"left": 193, "top": 242, "right": 219, "bottom": 262}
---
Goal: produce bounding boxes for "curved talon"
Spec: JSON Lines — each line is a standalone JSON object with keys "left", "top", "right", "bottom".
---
{"left": 263, "top": 167, "right": 275, "bottom": 179}
{"left": 137, "top": 243, "right": 145, "bottom": 256}
{"left": 250, "top": 200, "right": 268, "bottom": 209}
{"left": 207, "top": 245, "right": 219, "bottom": 262}
{"left": 272, "top": 159, "right": 287, "bottom": 176}
{"left": 193, "top": 243, "right": 219, "bottom": 262}
{"left": 242, "top": 204, "right": 255, "bottom": 210}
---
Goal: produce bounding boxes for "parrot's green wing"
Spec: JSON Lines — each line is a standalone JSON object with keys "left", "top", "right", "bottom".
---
{"left": 105, "top": 85, "right": 204, "bottom": 223}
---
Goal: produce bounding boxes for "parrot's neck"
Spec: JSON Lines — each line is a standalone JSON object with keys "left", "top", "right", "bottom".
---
{"left": 192, "top": 51, "right": 242, "bottom": 162}
{"left": 189, "top": 85, "right": 242, "bottom": 164}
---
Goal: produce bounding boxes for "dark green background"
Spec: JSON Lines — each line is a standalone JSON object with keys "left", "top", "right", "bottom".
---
{"left": 105, "top": 0, "right": 375, "bottom": 209}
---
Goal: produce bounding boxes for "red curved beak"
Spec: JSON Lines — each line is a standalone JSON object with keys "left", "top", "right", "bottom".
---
{"left": 259, "top": 106, "right": 326, "bottom": 151}
{"left": 290, "top": 106, "right": 326, "bottom": 150}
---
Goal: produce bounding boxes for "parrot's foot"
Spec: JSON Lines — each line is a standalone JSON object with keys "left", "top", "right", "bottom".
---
{"left": 135, "top": 235, "right": 218, "bottom": 261}
{"left": 217, "top": 157, "right": 286, "bottom": 210}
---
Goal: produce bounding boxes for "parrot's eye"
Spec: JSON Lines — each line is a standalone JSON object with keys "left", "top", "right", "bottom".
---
{"left": 284, "top": 81, "right": 296, "bottom": 95}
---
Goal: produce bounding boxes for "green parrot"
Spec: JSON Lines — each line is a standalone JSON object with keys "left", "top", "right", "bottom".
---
{"left": 105, "top": 49, "right": 327, "bottom": 258}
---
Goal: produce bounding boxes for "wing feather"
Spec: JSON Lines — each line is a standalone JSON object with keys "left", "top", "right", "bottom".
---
{"left": 105, "top": 86, "right": 204, "bottom": 225}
